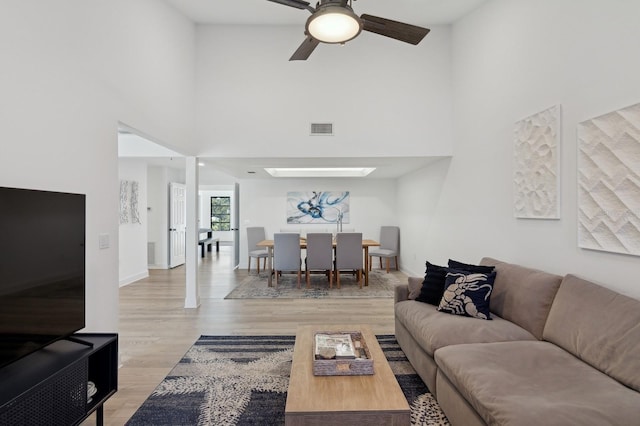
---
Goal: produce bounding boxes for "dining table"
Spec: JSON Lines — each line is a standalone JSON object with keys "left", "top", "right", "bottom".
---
{"left": 256, "top": 238, "right": 380, "bottom": 287}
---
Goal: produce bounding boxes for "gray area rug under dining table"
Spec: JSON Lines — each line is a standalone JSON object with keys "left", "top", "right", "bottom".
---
{"left": 224, "top": 269, "right": 400, "bottom": 299}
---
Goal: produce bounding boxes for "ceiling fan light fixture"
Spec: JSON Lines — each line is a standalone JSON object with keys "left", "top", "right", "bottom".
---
{"left": 306, "top": 5, "right": 362, "bottom": 44}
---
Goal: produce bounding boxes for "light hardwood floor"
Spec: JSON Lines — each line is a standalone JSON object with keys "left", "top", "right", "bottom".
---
{"left": 94, "top": 245, "right": 405, "bottom": 425}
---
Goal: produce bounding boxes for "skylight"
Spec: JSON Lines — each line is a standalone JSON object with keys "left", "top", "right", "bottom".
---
{"left": 264, "top": 167, "right": 376, "bottom": 178}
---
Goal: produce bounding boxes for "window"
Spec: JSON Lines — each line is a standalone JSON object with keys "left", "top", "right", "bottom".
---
{"left": 210, "top": 196, "right": 231, "bottom": 231}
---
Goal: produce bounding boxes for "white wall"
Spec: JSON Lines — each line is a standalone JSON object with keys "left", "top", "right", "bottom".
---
{"left": 0, "top": 1, "right": 196, "bottom": 332}
{"left": 398, "top": 0, "right": 640, "bottom": 299}
{"left": 238, "top": 178, "right": 398, "bottom": 269}
{"left": 397, "top": 158, "right": 452, "bottom": 276}
{"left": 118, "top": 159, "right": 149, "bottom": 286}
{"left": 195, "top": 24, "right": 453, "bottom": 158}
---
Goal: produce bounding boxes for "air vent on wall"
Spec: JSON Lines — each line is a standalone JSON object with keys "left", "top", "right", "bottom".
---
{"left": 310, "top": 123, "right": 333, "bottom": 135}
{"left": 147, "top": 242, "right": 156, "bottom": 265}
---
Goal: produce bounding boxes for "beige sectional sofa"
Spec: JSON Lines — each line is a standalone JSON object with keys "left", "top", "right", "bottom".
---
{"left": 394, "top": 257, "right": 640, "bottom": 426}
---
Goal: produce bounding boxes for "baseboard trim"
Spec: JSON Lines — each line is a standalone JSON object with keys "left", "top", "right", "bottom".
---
{"left": 148, "top": 264, "right": 168, "bottom": 270}
{"left": 119, "top": 270, "right": 149, "bottom": 287}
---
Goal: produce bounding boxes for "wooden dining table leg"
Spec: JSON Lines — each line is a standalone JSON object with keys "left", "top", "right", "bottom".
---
{"left": 364, "top": 246, "right": 369, "bottom": 286}
{"left": 267, "top": 246, "right": 274, "bottom": 287}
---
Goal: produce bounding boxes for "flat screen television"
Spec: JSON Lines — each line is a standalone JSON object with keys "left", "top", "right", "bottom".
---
{"left": 0, "top": 186, "right": 86, "bottom": 369}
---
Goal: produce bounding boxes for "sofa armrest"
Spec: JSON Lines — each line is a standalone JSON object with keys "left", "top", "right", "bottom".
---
{"left": 395, "top": 276, "right": 424, "bottom": 303}
{"left": 395, "top": 284, "right": 410, "bottom": 304}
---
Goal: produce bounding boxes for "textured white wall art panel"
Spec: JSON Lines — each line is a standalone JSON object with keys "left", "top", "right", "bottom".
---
{"left": 514, "top": 105, "right": 561, "bottom": 219}
{"left": 578, "top": 103, "right": 640, "bottom": 256}
{"left": 130, "top": 180, "right": 141, "bottom": 224}
{"left": 120, "top": 180, "right": 129, "bottom": 224}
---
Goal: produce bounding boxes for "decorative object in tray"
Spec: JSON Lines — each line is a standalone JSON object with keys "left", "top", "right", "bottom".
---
{"left": 313, "top": 331, "right": 373, "bottom": 376}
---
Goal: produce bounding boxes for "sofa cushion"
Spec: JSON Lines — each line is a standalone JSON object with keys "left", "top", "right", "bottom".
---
{"left": 480, "top": 257, "right": 562, "bottom": 339}
{"left": 394, "top": 300, "right": 536, "bottom": 356}
{"left": 543, "top": 274, "right": 640, "bottom": 392}
{"left": 415, "top": 261, "right": 448, "bottom": 305}
{"left": 435, "top": 341, "right": 640, "bottom": 426}
{"left": 437, "top": 270, "right": 496, "bottom": 320}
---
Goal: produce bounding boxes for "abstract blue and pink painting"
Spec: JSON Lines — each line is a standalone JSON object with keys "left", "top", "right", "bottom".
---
{"left": 286, "top": 191, "right": 350, "bottom": 224}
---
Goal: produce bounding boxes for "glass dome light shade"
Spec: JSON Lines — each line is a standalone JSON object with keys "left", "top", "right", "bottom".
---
{"left": 306, "top": 6, "right": 362, "bottom": 44}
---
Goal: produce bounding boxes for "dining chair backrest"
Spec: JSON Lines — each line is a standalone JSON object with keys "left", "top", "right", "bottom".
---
{"left": 247, "top": 227, "right": 266, "bottom": 251}
{"left": 305, "top": 233, "right": 333, "bottom": 270}
{"left": 274, "top": 233, "right": 301, "bottom": 271}
{"left": 379, "top": 226, "right": 400, "bottom": 252}
{"left": 335, "top": 232, "right": 363, "bottom": 270}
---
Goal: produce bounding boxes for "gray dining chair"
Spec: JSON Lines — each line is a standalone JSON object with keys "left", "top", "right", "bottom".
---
{"left": 273, "top": 232, "right": 302, "bottom": 288}
{"left": 247, "top": 226, "right": 268, "bottom": 274}
{"left": 368, "top": 226, "right": 399, "bottom": 273}
{"left": 304, "top": 233, "right": 333, "bottom": 288}
{"left": 334, "top": 232, "right": 363, "bottom": 289}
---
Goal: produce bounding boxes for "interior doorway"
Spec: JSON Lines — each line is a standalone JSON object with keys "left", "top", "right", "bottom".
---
{"left": 117, "top": 125, "right": 186, "bottom": 286}
{"left": 118, "top": 124, "right": 186, "bottom": 275}
{"left": 198, "top": 185, "right": 239, "bottom": 270}
{"left": 118, "top": 127, "right": 241, "bottom": 291}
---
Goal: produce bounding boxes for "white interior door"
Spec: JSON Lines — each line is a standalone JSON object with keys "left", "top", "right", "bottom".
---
{"left": 169, "top": 182, "right": 186, "bottom": 268}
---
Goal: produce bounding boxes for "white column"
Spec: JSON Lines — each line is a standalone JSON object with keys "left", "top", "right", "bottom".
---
{"left": 184, "top": 156, "right": 200, "bottom": 308}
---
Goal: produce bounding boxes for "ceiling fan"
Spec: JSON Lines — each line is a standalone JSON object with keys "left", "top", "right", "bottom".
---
{"left": 267, "top": 0, "right": 430, "bottom": 61}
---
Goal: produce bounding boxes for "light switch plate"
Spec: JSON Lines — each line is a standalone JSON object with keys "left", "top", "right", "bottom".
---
{"left": 99, "top": 233, "right": 110, "bottom": 249}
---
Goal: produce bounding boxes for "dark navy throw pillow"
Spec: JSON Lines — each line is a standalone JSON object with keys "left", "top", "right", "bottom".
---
{"left": 415, "top": 261, "right": 448, "bottom": 306}
{"left": 448, "top": 259, "right": 495, "bottom": 274}
{"left": 437, "top": 269, "right": 496, "bottom": 320}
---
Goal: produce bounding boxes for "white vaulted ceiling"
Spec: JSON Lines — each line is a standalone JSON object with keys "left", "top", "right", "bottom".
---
{"left": 137, "top": 1, "right": 488, "bottom": 180}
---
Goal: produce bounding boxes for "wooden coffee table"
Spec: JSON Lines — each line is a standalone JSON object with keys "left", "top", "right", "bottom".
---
{"left": 285, "top": 324, "right": 410, "bottom": 425}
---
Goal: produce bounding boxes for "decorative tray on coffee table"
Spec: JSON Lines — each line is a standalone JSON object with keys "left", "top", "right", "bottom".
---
{"left": 313, "top": 331, "right": 373, "bottom": 376}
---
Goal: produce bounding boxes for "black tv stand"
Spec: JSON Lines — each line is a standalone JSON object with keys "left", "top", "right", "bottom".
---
{"left": 66, "top": 335, "right": 95, "bottom": 348}
{"left": 0, "top": 333, "right": 117, "bottom": 426}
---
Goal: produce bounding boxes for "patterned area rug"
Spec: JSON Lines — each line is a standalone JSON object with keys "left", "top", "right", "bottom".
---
{"left": 126, "top": 335, "right": 449, "bottom": 426}
{"left": 224, "top": 270, "right": 398, "bottom": 299}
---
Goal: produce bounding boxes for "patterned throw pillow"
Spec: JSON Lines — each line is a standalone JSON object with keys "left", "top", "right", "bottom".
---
{"left": 415, "top": 261, "right": 448, "bottom": 306}
{"left": 437, "top": 269, "right": 496, "bottom": 320}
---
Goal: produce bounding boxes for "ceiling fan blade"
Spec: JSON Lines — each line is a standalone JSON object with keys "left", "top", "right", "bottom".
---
{"left": 266, "top": 0, "right": 312, "bottom": 10}
{"left": 290, "top": 36, "right": 320, "bottom": 61}
{"left": 361, "top": 14, "right": 430, "bottom": 45}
